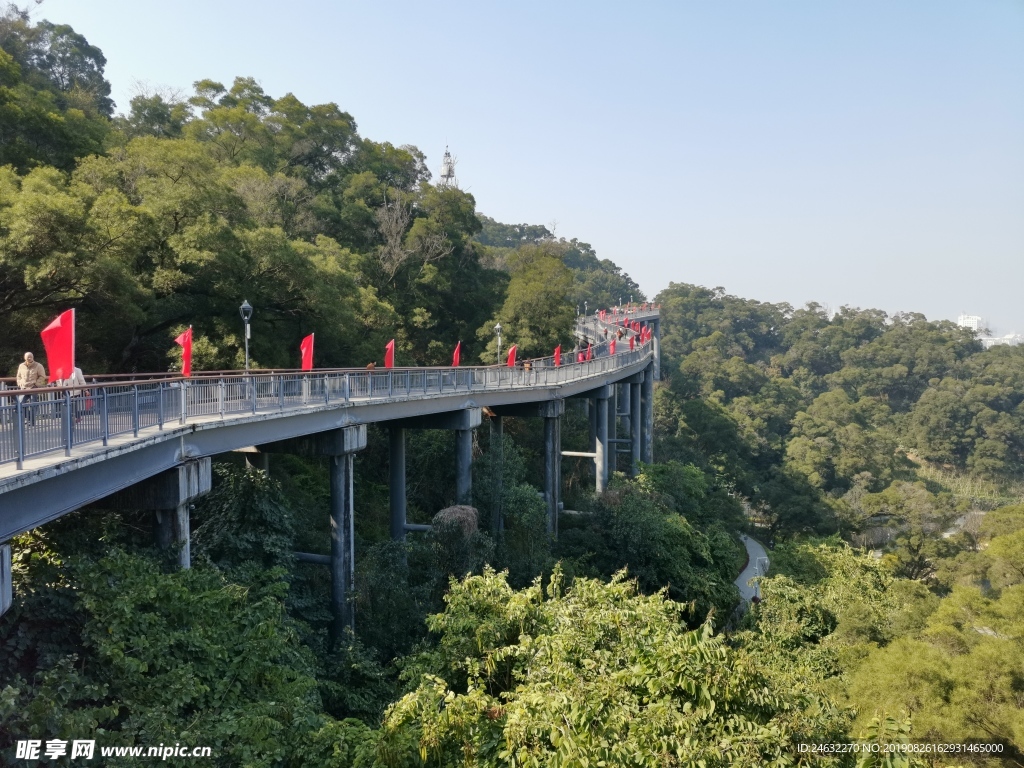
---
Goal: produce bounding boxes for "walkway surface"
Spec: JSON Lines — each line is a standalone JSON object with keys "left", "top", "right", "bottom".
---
{"left": 735, "top": 534, "right": 770, "bottom": 601}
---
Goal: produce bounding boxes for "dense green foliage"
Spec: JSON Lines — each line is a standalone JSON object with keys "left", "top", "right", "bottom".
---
{"left": 2, "top": 7, "right": 1023, "bottom": 766}
{"left": 654, "top": 284, "right": 1024, "bottom": 545}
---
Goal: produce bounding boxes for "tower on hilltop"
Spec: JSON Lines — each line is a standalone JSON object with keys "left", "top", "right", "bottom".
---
{"left": 439, "top": 146, "right": 458, "bottom": 189}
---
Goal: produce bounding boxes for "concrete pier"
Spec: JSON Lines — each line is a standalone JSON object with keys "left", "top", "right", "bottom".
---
{"left": 389, "top": 427, "right": 407, "bottom": 542}
{"left": 641, "top": 363, "right": 654, "bottom": 464}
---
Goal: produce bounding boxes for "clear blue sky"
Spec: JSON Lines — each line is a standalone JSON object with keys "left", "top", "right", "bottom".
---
{"left": 34, "top": 0, "right": 1024, "bottom": 331}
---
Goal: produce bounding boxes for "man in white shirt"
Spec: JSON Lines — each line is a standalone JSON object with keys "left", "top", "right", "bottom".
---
{"left": 60, "top": 367, "right": 87, "bottom": 423}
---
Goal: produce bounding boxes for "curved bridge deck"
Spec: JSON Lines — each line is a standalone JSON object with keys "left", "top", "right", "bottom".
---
{"left": 1, "top": 331, "right": 656, "bottom": 541}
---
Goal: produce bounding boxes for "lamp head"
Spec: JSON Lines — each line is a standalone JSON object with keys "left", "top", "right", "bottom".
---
{"left": 239, "top": 300, "right": 253, "bottom": 323}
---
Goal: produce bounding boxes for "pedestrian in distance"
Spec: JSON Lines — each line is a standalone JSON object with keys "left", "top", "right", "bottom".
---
{"left": 60, "top": 366, "right": 88, "bottom": 423}
{"left": 16, "top": 352, "right": 47, "bottom": 426}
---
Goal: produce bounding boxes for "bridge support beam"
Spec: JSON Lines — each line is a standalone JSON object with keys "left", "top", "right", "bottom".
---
{"left": 641, "top": 364, "right": 654, "bottom": 464}
{"left": 388, "top": 408, "right": 482, "bottom": 536}
{"left": 100, "top": 458, "right": 212, "bottom": 570}
{"left": 329, "top": 452, "right": 355, "bottom": 639}
{"left": 610, "top": 386, "right": 619, "bottom": 473}
{"left": 389, "top": 427, "right": 407, "bottom": 542}
{"left": 630, "top": 379, "right": 642, "bottom": 475}
{"left": 455, "top": 429, "right": 472, "bottom": 506}
{"left": 489, "top": 414, "right": 503, "bottom": 533}
{"left": 618, "top": 383, "right": 630, "bottom": 427}
{"left": 1, "top": 543, "right": 11, "bottom": 618}
{"left": 543, "top": 413, "right": 561, "bottom": 536}
{"left": 587, "top": 399, "right": 597, "bottom": 478}
{"left": 260, "top": 425, "right": 367, "bottom": 643}
{"left": 489, "top": 401, "right": 565, "bottom": 537}
{"left": 594, "top": 388, "right": 610, "bottom": 493}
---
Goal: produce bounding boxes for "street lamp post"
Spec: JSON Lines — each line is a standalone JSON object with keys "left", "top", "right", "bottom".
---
{"left": 494, "top": 322, "right": 502, "bottom": 364}
{"left": 239, "top": 300, "right": 253, "bottom": 371}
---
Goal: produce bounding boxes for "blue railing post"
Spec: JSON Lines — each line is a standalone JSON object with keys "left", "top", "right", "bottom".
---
{"left": 158, "top": 382, "right": 165, "bottom": 430}
{"left": 278, "top": 375, "right": 284, "bottom": 410}
{"left": 324, "top": 375, "right": 330, "bottom": 404}
{"left": 101, "top": 387, "right": 109, "bottom": 446}
{"left": 251, "top": 375, "right": 257, "bottom": 414}
{"left": 219, "top": 379, "right": 226, "bottom": 418}
{"left": 344, "top": 373, "right": 350, "bottom": 402}
{"left": 132, "top": 385, "right": 140, "bottom": 437}
{"left": 63, "top": 390, "right": 72, "bottom": 456}
{"left": 15, "top": 397, "right": 24, "bottom": 469}
{"left": 388, "top": 371, "right": 393, "bottom": 397}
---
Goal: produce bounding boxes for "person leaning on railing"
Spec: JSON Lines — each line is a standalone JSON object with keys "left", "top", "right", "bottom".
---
{"left": 16, "top": 352, "right": 47, "bottom": 426}
{"left": 60, "top": 366, "right": 88, "bottom": 423}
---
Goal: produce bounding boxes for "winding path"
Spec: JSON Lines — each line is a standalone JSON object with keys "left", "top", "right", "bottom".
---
{"left": 735, "top": 534, "right": 770, "bottom": 601}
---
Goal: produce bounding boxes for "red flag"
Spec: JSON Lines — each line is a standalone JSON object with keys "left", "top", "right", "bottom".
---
{"left": 384, "top": 339, "right": 395, "bottom": 369}
{"left": 609, "top": 339, "right": 616, "bottom": 355}
{"left": 40, "top": 309, "right": 75, "bottom": 383}
{"left": 300, "top": 333, "right": 314, "bottom": 371}
{"left": 452, "top": 341, "right": 462, "bottom": 367}
{"left": 554, "top": 344, "right": 561, "bottom": 367}
{"left": 174, "top": 326, "right": 193, "bottom": 377}
{"left": 629, "top": 335, "right": 635, "bottom": 351}
{"left": 586, "top": 343, "right": 592, "bottom": 361}
{"left": 577, "top": 351, "right": 585, "bottom": 363}
{"left": 506, "top": 344, "right": 517, "bottom": 367}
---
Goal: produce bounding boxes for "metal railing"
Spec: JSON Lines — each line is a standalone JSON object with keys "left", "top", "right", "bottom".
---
{"left": 575, "top": 305, "right": 659, "bottom": 344}
{"left": 0, "top": 341, "right": 654, "bottom": 470}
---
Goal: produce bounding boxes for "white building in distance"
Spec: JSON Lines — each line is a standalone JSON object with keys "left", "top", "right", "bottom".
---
{"left": 957, "top": 314, "right": 1021, "bottom": 349}
{"left": 979, "top": 334, "right": 1024, "bottom": 350}
{"left": 957, "top": 314, "right": 984, "bottom": 331}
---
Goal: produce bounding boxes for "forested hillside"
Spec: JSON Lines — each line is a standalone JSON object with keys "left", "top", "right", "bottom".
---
{"left": 2, "top": 6, "right": 1023, "bottom": 766}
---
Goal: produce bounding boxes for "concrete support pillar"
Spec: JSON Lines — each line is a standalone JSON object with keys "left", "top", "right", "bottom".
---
{"left": 595, "top": 393, "right": 609, "bottom": 493}
{"left": 0, "top": 543, "right": 11, "bottom": 618}
{"left": 543, "top": 415, "right": 561, "bottom": 537}
{"left": 455, "top": 429, "right": 473, "bottom": 505}
{"left": 259, "top": 425, "right": 367, "bottom": 646}
{"left": 652, "top": 318, "right": 661, "bottom": 381}
{"left": 490, "top": 401, "right": 563, "bottom": 535}
{"left": 641, "top": 364, "right": 654, "bottom": 464}
{"left": 587, "top": 399, "right": 597, "bottom": 478}
{"left": 389, "top": 408, "right": 481, "bottom": 519}
{"left": 619, "top": 382, "right": 631, "bottom": 429}
{"left": 490, "top": 415, "right": 504, "bottom": 533}
{"left": 609, "top": 386, "right": 618, "bottom": 473}
{"left": 630, "top": 380, "right": 642, "bottom": 476}
{"left": 329, "top": 453, "right": 355, "bottom": 638}
{"left": 156, "top": 505, "right": 191, "bottom": 570}
{"left": 245, "top": 453, "right": 270, "bottom": 473}
{"left": 389, "top": 426, "right": 407, "bottom": 542}
{"left": 99, "top": 458, "right": 211, "bottom": 570}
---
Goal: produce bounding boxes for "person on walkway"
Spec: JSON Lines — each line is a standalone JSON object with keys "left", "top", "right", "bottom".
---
{"left": 60, "top": 366, "right": 87, "bottom": 423}
{"left": 16, "top": 352, "right": 47, "bottom": 425}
